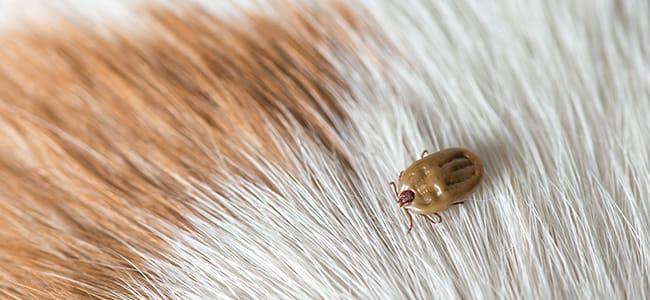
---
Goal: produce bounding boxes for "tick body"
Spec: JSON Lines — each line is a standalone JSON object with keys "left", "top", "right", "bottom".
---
{"left": 389, "top": 148, "right": 483, "bottom": 233}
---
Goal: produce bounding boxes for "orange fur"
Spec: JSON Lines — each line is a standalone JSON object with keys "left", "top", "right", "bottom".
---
{"left": 0, "top": 4, "right": 362, "bottom": 298}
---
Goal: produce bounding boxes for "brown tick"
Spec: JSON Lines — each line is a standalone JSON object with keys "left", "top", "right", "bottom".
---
{"left": 389, "top": 148, "right": 483, "bottom": 233}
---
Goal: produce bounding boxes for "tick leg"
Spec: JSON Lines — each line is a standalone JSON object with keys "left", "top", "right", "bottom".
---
{"left": 389, "top": 181, "right": 398, "bottom": 198}
{"left": 424, "top": 213, "right": 442, "bottom": 224}
{"left": 421, "top": 150, "right": 429, "bottom": 158}
{"left": 452, "top": 201, "right": 465, "bottom": 206}
{"left": 404, "top": 209, "right": 414, "bottom": 233}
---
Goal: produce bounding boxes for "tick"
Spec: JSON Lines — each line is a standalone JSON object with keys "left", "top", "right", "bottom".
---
{"left": 389, "top": 147, "right": 483, "bottom": 233}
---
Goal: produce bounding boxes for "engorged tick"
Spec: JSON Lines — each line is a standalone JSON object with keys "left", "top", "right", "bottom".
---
{"left": 389, "top": 148, "right": 483, "bottom": 233}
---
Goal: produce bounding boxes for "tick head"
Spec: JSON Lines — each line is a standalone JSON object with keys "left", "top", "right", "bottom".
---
{"left": 397, "top": 190, "right": 415, "bottom": 207}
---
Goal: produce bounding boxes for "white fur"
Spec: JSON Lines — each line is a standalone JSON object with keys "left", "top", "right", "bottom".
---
{"left": 144, "top": 1, "right": 649, "bottom": 298}
{"left": 6, "top": 0, "right": 650, "bottom": 298}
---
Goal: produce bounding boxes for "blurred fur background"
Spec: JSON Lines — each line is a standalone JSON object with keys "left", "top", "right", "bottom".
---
{"left": 0, "top": 0, "right": 648, "bottom": 299}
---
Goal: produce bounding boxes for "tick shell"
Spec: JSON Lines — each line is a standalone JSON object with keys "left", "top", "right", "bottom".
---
{"left": 397, "top": 148, "right": 483, "bottom": 215}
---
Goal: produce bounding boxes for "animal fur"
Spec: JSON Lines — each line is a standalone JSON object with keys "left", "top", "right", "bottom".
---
{"left": 0, "top": 0, "right": 648, "bottom": 299}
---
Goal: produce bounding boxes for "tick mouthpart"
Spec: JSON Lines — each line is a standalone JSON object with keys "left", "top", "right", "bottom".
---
{"left": 397, "top": 190, "right": 415, "bottom": 207}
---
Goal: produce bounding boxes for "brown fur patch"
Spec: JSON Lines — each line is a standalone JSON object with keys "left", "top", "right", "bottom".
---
{"left": 0, "top": 3, "right": 362, "bottom": 298}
